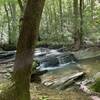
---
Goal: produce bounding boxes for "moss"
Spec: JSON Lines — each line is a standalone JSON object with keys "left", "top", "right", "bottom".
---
{"left": 91, "top": 78, "right": 100, "bottom": 93}
{"left": 0, "top": 82, "right": 16, "bottom": 100}
{"left": 32, "top": 61, "right": 39, "bottom": 73}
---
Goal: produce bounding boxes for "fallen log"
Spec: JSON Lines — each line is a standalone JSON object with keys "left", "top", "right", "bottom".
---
{"left": 43, "top": 72, "right": 85, "bottom": 90}
{"left": 52, "top": 72, "right": 84, "bottom": 87}
{"left": 75, "top": 79, "right": 100, "bottom": 99}
{"left": 58, "top": 78, "right": 74, "bottom": 90}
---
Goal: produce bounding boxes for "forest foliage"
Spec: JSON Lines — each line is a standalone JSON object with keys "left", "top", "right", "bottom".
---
{"left": 0, "top": 0, "right": 100, "bottom": 49}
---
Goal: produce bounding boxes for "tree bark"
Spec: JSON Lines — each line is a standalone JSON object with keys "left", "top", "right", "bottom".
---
{"left": 59, "top": 0, "right": 63, "bottom": 32}
{"left": 73, "top": 0, "right": 83, "bottom": 50}
{"left": 4, "top": 3, "right": 11, "bottom": 45}
{"left": 73, "top": 0, "right": 80, "bottom": 50}
{"left": 12, "top": 0, "right": 45, "bottom": 100}
{"left": 9, "top": 2, "right": 17, "bottom": 44}
{"left": 52, "top": 1, "right": 57, "bottom": 34}
{"left": 79, "top": 0, "right": 84, "bottom": 47}
{"left": 91, "top": 0, "right": 95, "bottom": 21}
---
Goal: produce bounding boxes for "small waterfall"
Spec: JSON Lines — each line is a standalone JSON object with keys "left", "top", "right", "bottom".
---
{"left": 38, "top": 52, "right": 77, "bottom": 71}
{"left": 58, "top": 57, "right": 64, "bottom": 64}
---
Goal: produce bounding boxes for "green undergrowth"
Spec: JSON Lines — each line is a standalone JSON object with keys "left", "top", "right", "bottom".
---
{"left": 91, "top": 78, "right": 100, "bottom": 93}
{"left": 0, "top": 82, "right": 15, "bottom": 100}
{"left": 32, "top": 61, "right": 39, "bottom": 73}
{"left": 36, "top": 40, "right": 66, "bottom": 49}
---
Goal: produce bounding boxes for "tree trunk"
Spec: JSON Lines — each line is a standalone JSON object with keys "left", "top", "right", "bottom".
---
{"left": 73, "top": 0, "right": 83, "bottom": 50}
{"left": 9, "top": 2, "right": 17, "bottom": 44}
{"left": 52, "top": 1, "right": 57, "bottom": 34}
{"left": 91, "top": 0, "right": 95, "bottom": 21}
{"left": 59, "top": 0, "right": 63, "bottom": 32}
{"left": 4, "top": 3, "right": 11, "bottom": 45}
{"left": 79, "top": 0, "right": 84, "bottom": 47}
{"left": 12, "top": 0, "right": 45, "bottom": 100}
{"left": 73, "top": 0, "right": 80, "bottom": 50}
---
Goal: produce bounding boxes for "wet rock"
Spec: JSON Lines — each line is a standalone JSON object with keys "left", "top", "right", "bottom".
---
{"left": 0, "top": 51, "right": 16, "bottom": 59}
{"left": 31, "top": 70, "right": 48, "bottom": 83}
{"left": 0, "top": 70, "right": 7, "bottom": 74}
{"left": 38, "top": 53, "right": 78, "bottom": 71}
{"left": 94, "top": 72, "right": 100, "bottom": 79}
{"left": 43, "top": 81, "right": 54, "bottom": 86}
{"left": 7, "top": 68, "right": 13, "bottom": 73}
{"left": 5, "top": 73, "right": 11, "bottom": 78}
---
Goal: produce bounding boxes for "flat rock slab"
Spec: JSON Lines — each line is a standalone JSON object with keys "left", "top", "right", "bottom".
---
{"left": 73, "top": 47, "right": 100, "bottom": 60}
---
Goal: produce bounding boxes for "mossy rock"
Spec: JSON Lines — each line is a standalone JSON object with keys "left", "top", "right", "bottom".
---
{"left": 32, "top": 61, "right": 39, "bottom": 73}
{"left": 91, "top": 78, "right": 100, "bottom": 93}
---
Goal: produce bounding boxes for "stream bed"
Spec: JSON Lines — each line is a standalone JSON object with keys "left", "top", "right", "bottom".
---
{"left": 0, "top": 48, "right": 100, "bottom": 100}
{"left": 41, "top": 56, "right": 100, "bottom": 83}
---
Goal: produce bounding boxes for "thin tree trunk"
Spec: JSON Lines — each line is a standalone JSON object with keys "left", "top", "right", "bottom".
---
{"left": 0, "top": 25, "right": 3, "bottom": 47}
{"left": 4, "top": 3, "right": 11, "bottom": 45}
{"left": 79, "top": 0, "right": 84, "bottom": 47}
{"left": 91, "top": 0, "right": 95, "bottom": 21}
{"left": 73, "top": 0, "right": 84, "bottom": 50}
{"left": 47, "top": 4, "right": 53, "bottom": 34}
{"left": 73, "top": 0, "right": 80, "bottom": 50}
{"left": 9, "top": 2, "right": 17, "bottom": 44}
{"left": 52, "top": 1, "right": 57, "bottom": 34}
{"left": 45, "top": 8, "right": 49, "bottom": 34}
{"left": 59, "top": 0, "right": 63, "bottom": 32}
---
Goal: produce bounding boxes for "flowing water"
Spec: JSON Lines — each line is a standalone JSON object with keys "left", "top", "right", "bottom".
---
{"left": 38, "top": 55, "right": 100, "bottom": 100}
{"left": 41, "top": 56, "right": 100, "bottom": 81}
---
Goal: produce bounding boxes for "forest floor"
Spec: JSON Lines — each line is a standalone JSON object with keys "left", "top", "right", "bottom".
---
{"left": 30, "top": 83, "right": 91, "bottom": 100}
{"left": 0, "top": 81, "right": 91, "bottom": 100}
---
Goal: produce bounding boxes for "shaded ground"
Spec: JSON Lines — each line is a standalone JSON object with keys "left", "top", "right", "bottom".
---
{"left": 30, "top": 83, "right": 91, "bottom": 100}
